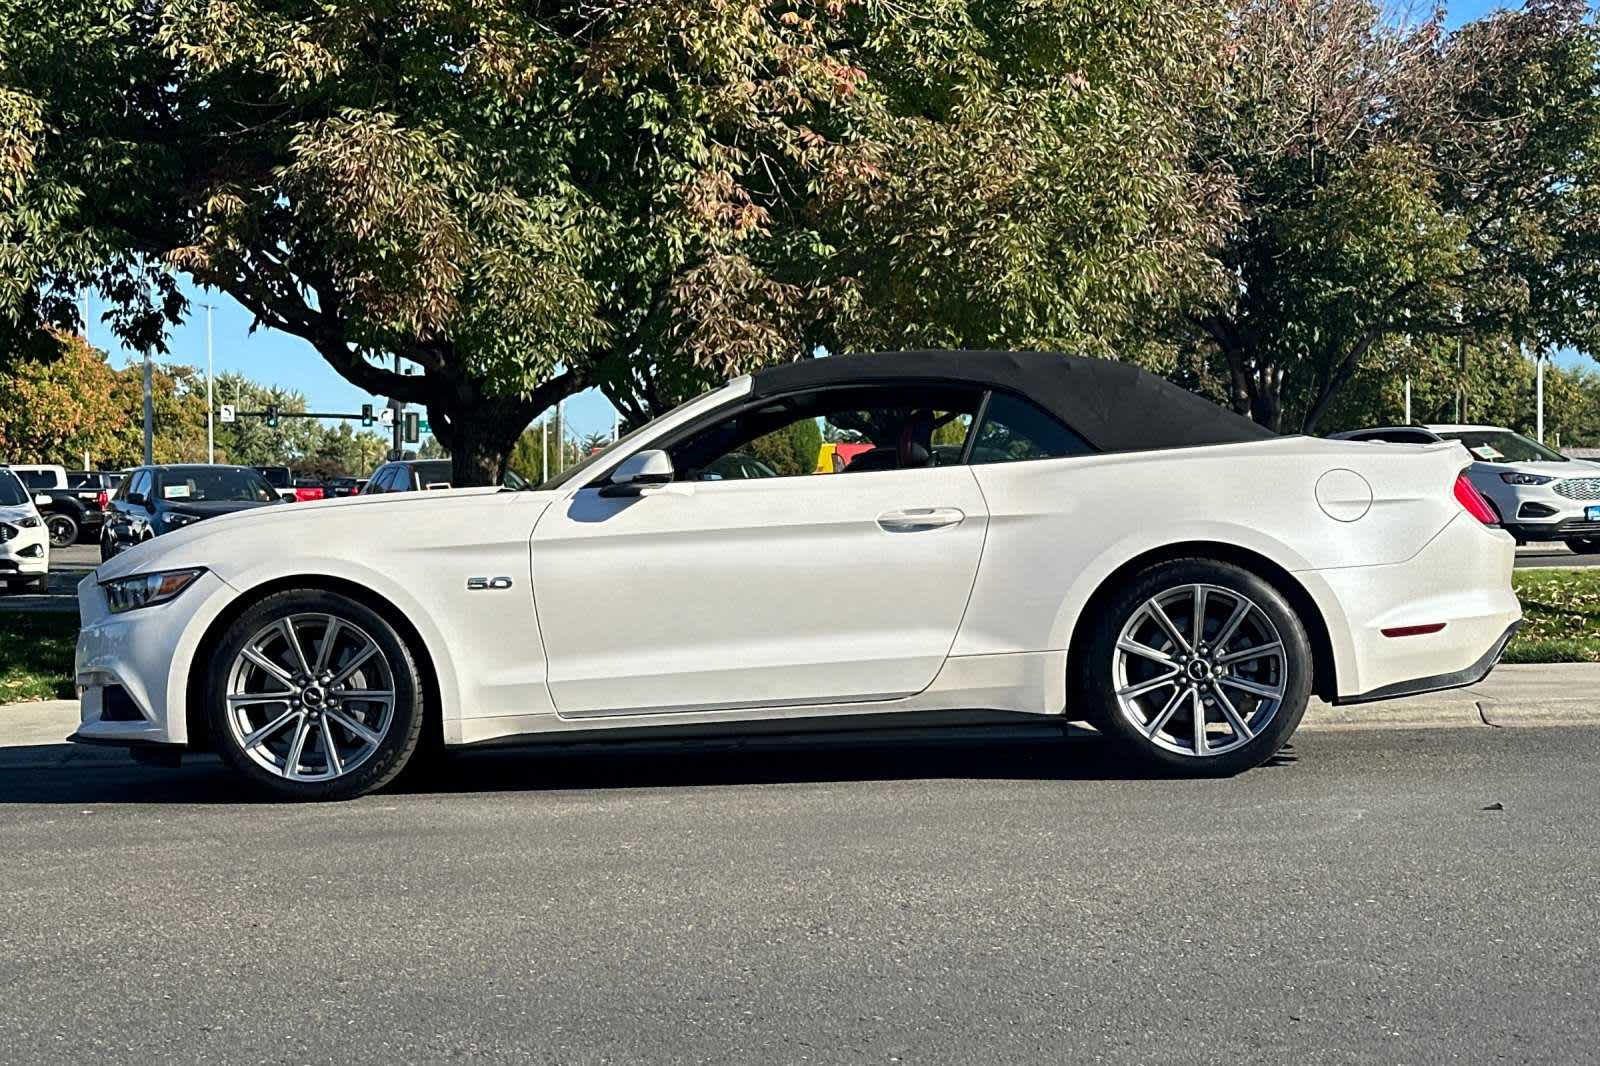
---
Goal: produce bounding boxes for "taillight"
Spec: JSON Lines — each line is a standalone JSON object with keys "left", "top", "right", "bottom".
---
{"left": 96, "top": 490, "right": 108, "bottom": 509}
{"left": 1453, "top": 473, "right": 1498, "bottom": 525}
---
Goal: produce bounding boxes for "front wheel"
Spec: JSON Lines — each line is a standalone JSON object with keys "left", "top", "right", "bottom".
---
{"left": 1077, "top": 559, "right": 1313, "bottom": 775}
{"left": 45, "top": 512, "right": 78, "bottom": 548}
{"left": 1565, "top": 537, "right": 1600, "bottom": 555}
{"left": 206, "top": 589, "right": 426, "bottom": 800}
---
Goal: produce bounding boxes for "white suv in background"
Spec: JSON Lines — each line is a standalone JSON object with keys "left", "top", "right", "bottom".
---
{"left": 1332, "top": 423, "right": 1600, "bottom": 551}
{"left": 0, "top": 466, "right": 50, "bottom": 591}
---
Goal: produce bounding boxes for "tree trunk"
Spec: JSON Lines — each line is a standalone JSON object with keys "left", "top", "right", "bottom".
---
{"left": 428, "top": 396, "right": 540, "bottom": 488}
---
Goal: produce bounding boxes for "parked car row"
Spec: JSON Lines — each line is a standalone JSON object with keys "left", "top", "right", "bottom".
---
{"left": 1332, "top": 423, "right": 1600, "bottom": 551}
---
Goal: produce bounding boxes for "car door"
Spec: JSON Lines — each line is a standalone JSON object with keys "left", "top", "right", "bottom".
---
{"left": 531, "top": 383, "right": 991, "bottom": 718}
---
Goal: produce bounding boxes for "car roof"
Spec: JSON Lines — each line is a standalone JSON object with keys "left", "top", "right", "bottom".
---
{"left": 748, "top": 350, "right": 1277, "bottom": 453}
{"left": 1419, "top": 424, "right": 1513, "bottom": 433}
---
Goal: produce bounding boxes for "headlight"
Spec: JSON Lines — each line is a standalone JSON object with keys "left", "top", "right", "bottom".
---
{"left": 101, "top": 568, "right": 206, "bottom": 614}
{"left": 1500, "top": 472, "right": 1556, "bottom": 486}
{"left": 163, "top": 512, "right": 202, "bottom": 528}
{"left": 18, "top": 515, "right": 40, "bottom": 528}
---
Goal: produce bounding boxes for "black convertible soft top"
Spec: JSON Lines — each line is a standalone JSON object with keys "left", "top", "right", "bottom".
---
{"left": 749, "top": 350, "right": 1276, "bottom": 454}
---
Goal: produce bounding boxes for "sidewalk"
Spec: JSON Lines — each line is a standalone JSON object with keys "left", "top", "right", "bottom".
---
{"left": 3, "top": 665, "right": 1596, "bottom": 769}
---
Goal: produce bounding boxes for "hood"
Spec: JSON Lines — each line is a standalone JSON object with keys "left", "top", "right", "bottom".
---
{"left": 0, "top": 502, "right": 40, "bottom": 523}
{"left": 1469, "top": 459, "right": 1599, "bottom": 479}
{"left": 95, "top": 484, "right": 549, "bottom": 582}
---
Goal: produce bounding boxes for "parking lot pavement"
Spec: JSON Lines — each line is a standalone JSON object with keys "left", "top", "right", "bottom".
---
{"left": 0, "top": 542, "right": 96, "bottom": 613}
{"left": 0, "top": 724, "right": 1596, "bottom": 1064}
{"left": 1515, "top": 541, "right": 1600, "bottom": 568}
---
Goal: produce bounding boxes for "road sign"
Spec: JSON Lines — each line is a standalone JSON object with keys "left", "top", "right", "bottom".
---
{"left": 418, "top": 419, "right": 430, "bottom": 435}
{"left": 219, "top": 404, "right": 235, "bottom": 424}
{"left": 379, "top": 408, "right": 395, "bottom": 428}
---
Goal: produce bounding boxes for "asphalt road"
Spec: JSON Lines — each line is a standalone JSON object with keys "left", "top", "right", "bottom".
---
{"left": 1515, "top": 543, "right": 1600, "bottom": 568}
{"left": 1, "top": 725, "right": 1596, "bottom": 1064}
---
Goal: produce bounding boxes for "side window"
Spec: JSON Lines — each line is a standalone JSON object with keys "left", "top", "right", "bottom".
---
{"left": 666, "top": 385, "right": 984, "bottom": 482}
{"left": 969, "top": 392, "right": 1095, "bottom": 464}
{"left": 128, "top": 470, "right": 152, "bottom": 502}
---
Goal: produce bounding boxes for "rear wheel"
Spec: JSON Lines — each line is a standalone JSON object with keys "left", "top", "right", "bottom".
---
{"left": 206, "top": 590, "right": 425, "bottom": 800}
{"left": 1078, "top": 559, "right": 1313, "bottom": 775}
{"left": 45, "top": 512, "right": 78, "bottom": 548}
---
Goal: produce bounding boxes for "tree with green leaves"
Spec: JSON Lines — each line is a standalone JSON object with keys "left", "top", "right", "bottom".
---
{"left": 1183, "top": 0, "right": 1600, "bottom": 433}
{"left": 0, "top": 333, "right": 128, "bottom": 465}
{"left": 2, "top": 0, "right": 1233, "bottom": 484}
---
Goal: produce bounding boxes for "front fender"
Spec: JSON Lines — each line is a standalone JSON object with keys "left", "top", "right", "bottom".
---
{"left": 206, "top": 557, "right": 464, "bottom": 729}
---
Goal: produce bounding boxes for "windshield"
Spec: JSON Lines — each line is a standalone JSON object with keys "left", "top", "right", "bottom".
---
{"left": 1435, "top": 430, "right": 1567, "bottom": 464}
{"left": 0, "top": 468, "right": 28, "bottom": 507}
{"left": 158, "top": 468, "right": 279, "bottom": 503}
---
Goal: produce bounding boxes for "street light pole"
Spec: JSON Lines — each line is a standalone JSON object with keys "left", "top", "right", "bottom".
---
{"left": 204, "top": 303, "right": 215, "bottom": 463}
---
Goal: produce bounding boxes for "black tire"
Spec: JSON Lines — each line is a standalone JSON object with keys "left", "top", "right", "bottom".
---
{"left": 1565, "top": 537, "right": 1600, "bottom": 555}
{"left": 1076, "top": 558, "right": 1313, "bottom": 776}
{"left": 206, "top": 589, "right": 426, "bottom": 800}
{"left": 45, "top": 512, "right": 78, "bottom": 548}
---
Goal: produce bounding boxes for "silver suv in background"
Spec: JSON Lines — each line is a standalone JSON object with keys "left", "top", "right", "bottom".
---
{"left": 1332, "top": 423, "right": 1600, "bottom": 551}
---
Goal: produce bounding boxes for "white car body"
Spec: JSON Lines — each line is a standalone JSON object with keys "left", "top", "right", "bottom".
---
{"left": 1331, "top": 423, "right": 1600, "bottom": 543}
{"left": 0, "top": 467, "right": 51, "bottom": 587}
{"left": 73, "top": 353, "right": 1521, "bottom": 791}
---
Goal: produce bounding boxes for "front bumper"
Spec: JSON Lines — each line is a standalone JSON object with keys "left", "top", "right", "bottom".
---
{"left": 0, "top": 525, "right": 49, "bottom": 576}
{"left": 1480, "top": 479, "right": 1600, "bottom": 541}
{"left": 71, "top": 569, "right": 234, "bottom": 748}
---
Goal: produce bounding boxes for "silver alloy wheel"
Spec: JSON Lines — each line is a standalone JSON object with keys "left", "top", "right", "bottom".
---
{"left": 1111, "top": 583, "right": 1288, "bottom": 758}
{"left": 223, "top": 613, "right": 396, "bottom": 782}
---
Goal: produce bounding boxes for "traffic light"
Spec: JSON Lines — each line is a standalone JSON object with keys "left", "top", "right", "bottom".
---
{"left": 265, "top": 404, "right": 279, "bottom": 428}
{"left": 361, "top": 403, "right": 374, "bottom": 427}
{"left": 403, "top": 411, "right": 420, "bottom": 444}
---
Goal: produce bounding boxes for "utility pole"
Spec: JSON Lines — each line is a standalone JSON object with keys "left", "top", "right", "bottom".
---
{"left": 390, "top": 353, "right": 403, "bottom": 459}
{"left": 541, "top": 418, "right": 548, "bottom": 482}
{"left": 142, "top": 350, "right": 154, "bottom": 465}
{"left": 81, "top": 290, "right": 90, "bottom": 344}
{"left": 1404, "top": 377, "right": 1412, "bottom": 424}
{"left": 1535, "top": 349, "right": 1546, "bottom": 443}
{"left": 204, "top": 303, "right": 216, "bottom": 463}
{"left": 556, "top": 398, "right": 566, "bottom": 474}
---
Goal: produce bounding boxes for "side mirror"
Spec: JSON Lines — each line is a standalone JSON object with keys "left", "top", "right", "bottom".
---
{"left": 599, "top": 450, "right": 674, "bottom": 498}
{"left": 33, "top": 494, "right": 51, "bottom": 507}
{"left": 126, "top": 492, "right": 147, "bottom": 507}
{"left": 278, "top": 490, "right": 297, "bottom": 503}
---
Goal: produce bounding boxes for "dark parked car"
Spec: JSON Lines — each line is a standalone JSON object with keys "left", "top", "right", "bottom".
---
{"left": 101, "top": 465, "right": 285, "bottom": 560}
{"left": 323, "top": 477, "right": 366, "bottom": 498}
{"left": 361, "top": 460, "right": 528, "bottom": 494}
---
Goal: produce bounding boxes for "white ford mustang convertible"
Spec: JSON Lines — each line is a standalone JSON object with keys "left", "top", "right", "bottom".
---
{"left": 74, "top": 351, "right": 1521, "bottom": 799}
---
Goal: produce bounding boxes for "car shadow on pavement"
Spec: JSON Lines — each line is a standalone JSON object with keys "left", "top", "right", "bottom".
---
{"left": 0, "top": 732, "right": 1299, "bottom": 805}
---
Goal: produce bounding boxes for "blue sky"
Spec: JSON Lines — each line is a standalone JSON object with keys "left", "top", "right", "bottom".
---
{"left": 84, "top": 0, "right": 1579, "bottom": 434}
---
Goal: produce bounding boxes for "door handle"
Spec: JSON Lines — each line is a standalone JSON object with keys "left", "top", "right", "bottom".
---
{"left": 876, "top": 507, "right": 966, "bottom": 532}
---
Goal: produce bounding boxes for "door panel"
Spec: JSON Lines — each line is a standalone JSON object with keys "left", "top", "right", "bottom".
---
{"left": 532, "top": 467, "right": 989, "bottom": 717}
